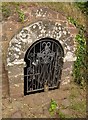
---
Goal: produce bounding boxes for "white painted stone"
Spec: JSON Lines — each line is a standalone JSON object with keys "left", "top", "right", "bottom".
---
{"left": 27, "top": 39, "right": 32, "bottom": 44}
{"left": 10, "top": 46, "right": 15, "bottom": 51}
{"left": 59, "top": 27, "right": 61, "bottom": 30}
{"left": 40, "top": 9, "right": 43, "bottom": 12}
{"left": 15, "top": 75, "right": 18, "bottom": 78}
{"left": 64, "top": 51, "right": 77, "bottom": 62}
{"left": 63, "top": 31, "right": 67, "bottom": 35}
{"left": 15, "top": 55, "right": 19, "bottom": 59}
{"left": 15, "top": 44, "right": 19, "bottom": 47}
{"left": 8, "top": 71, "right": 11, "bottom": 74}
{"left": 14, "top": 47, "right": 20, "bottom": 52}
{"left": 43, "top": 14, "right": 46, "bottom": 17}
{"left": 23, "top": 62, "right": 26, "bottom": 67}
{"left": 11, "top": 38, "right": 18, "bottom": 43}
{"left": 18, "top": 42, "right": 21, "bottom": 45}
{"left": 54, "top": 34, "right": 56, "bottom": 38}
{"left": 13, "top": 59, "right": 24, "bottom": 65}
{"left": 20, "top": 33, "right": 27, "bottom": 39}
{"left": 7, "top": 59, "right": 24, "bottom": 67}
{"left": 33, "top": 25, "right": 36, "bottom": 29}
{"left": 18, "top": 52, "right": 21, "bottom": 55}
{"left": 39, "top": 34, "right": 43, "bottom": 37}
{"left": 14, "top": 84, "right": 20, "bottom": 87}
{"left": 41, "top": 29, "right": 46, "bottom": 34}
{"left": 7, "top": 58, "right": 10, "bottom": 63}
{"left": 39, "top": 26, "right": 42, "bottom": 29}
{"left": 61, "top": 79, "right": 70, "bottom": 85}
{"left": 58, "top": 31, "right": 62, "bottom": 38}
{"left": 10, "top": 28, "right": 12, "bottom": 30}
{"left": 55, "top": 22, "right": 61, "bottom": 26}
{"left": 8, "top": 52, "right": 11, "bottom": 55}
{"left": 36, "top": 10, "right": 42, "bottom": 17}
{"left": 67, "top": 46, "right": 70, "bottom": 50}
{"left": 7, "top": 63, "right": 13, "bottom": 66}
{"left": 59, "top": 40, "right": 64, "bottom": 45}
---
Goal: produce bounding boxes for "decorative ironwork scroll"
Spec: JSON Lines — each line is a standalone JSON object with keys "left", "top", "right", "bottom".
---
{"left": 24, "top": 38, "right": 64, "bottom": 95}
{"left": 37, "top": 42, "right": 55, "bottom": 64}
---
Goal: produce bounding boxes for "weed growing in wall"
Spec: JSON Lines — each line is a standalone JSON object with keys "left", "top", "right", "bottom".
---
{"left": 75, "top": 2, "right": 88, "bottom": 17}
{"left": 15, "top": 4, "right": 25, "bottom": 23}
{"left": 68, "top": 17, "right": 86, "bottom": 87}
{"left": 17, "top": 9, "right": 25, "bottom": 22}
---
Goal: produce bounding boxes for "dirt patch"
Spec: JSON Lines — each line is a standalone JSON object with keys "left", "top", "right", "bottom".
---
{"left": 2, "top": 81, "right": 86, "bottom": 118}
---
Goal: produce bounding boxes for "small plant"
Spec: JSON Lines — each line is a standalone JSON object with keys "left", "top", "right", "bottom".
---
{"left": 49, "top": 99, "right": 57, "bottom": 115}
{"left": 2, "top": 2, "right": 25, "bottom": 22}
{"left": 17, "top": 9, "right": 25, "bottom": 22}
{"left": 58, "top": 111, "right": 65, "bottom": 118}
{"left": 69, "top": 101, "right": 86, "bottom": 113}
{"left": 2, "top": 5, "right": 11, "bottom": 19}
{"left": 74, "top": 32, "right": 86, "bottom": 86}
{"left": 15, "top": 5, "right": 25, "bottom": 23}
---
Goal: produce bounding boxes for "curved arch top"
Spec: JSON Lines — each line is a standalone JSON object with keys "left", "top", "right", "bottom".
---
{"left": 7, "top": 20, "right": 76, "bottom": 68}
{"left": 24, "top": 37, "right": 64, "bottom": 62}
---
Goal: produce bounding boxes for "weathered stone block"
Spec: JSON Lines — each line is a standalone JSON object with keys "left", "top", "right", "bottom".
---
{"left": 10, "top": 83, "right": 24, "bottom": 97}
{"left": 63, "top": 61, "right": 74, "bottom": 69}
{"left": 9, "top": 75, "right": 23, "bottom": 84}
{"left": 8, "top": 65, "right": 23, "bottom": 76}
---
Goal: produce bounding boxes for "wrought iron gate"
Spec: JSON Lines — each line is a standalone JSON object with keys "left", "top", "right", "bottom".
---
{"left": 24, "top": 38, "right": 64, "bottom": 95}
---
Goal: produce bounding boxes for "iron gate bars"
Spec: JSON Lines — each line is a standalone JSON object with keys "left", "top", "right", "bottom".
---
{"left": 24, "top": 37, "right": 64, "bottom": 95}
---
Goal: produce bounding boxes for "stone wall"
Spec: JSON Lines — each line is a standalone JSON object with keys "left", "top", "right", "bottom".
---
{"left": 2, "top": 7, "right": 78, "bottom": 98}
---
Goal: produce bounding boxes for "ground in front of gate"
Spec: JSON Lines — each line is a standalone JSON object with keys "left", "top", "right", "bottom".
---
{"left": 2, "top": 80, "right": 86, "bottom": 118}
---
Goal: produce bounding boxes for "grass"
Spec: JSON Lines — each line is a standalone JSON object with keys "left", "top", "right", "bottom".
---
{"left": 58, "top": 110, "right": 74, "bottom": 118}
{"left": 37, "top": 2, "right": 86, "bottom": 26}
{"left": 16, "top": 9, "right": 25, "bottom": 22}
{"left": 58, "top": 111, "right": 65, "bottom": 118}
{"left": 2, "top": 5, "right": 11, "bottom": 18}
{"left": 59, "top": 82, "right": 86, "bottom": 118}
{"left": 68, "top": 83, "right": 86, "bottom": 117}
{"left": 69, "top": 87, "right": 80, "bottom": 100}
{"left": 1, "top": 2, "right": 86, "bottom": 26}
{"left": 2, "top": 2, "right": 25, "bottom": 22}
{"left": 69, "top": 101, "right": 86, "bottom": 113}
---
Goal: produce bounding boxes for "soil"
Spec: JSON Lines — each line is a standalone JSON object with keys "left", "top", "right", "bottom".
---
{"left": 2, "top": 81, "right": 86, "bottom": 118}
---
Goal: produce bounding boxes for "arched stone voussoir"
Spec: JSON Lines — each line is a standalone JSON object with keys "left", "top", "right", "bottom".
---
{"left": 7, "top": 20, "right": 76, "bottom": 69}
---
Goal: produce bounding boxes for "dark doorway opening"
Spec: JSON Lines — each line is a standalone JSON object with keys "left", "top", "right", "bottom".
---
{"left": 24, "top": 37, "right": 64, "bottom": 95}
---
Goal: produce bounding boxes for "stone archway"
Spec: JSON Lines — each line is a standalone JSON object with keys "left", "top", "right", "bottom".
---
{"left": 6, "top": 8, "right": 77, "bottom": 97}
